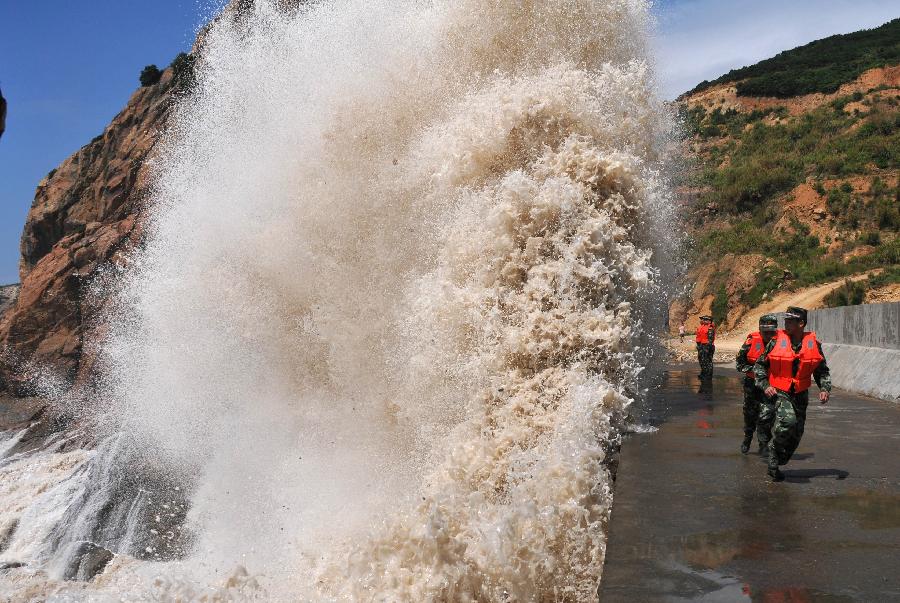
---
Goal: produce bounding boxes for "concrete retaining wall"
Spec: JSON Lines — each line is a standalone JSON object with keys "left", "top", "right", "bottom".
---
{"left": 807, "top": 303, "right": 900, "bottom": 350}
{"left": 807, "top": 302, "right": 900, "bottom": 402}
{"left": 820, "top": 344, "right": 900, "bottom": 402}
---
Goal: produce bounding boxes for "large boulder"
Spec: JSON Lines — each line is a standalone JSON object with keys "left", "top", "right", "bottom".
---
{"left": 62, "top": 541, "right": 115, "bottom": 581}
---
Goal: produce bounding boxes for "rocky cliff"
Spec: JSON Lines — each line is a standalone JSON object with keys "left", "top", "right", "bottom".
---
{"left": 0, "top": 0, "right": 292, "bottom": 398}
{"left": 0, "top": 71, "right": 177, "bottom": 395}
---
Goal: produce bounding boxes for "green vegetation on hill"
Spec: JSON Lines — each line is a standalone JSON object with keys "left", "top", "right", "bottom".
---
{"left": 170, "top": 52, "right": 197, "bottom": 92}
{"left": 681, "top": 85, "right": 900, "bottom": 305}
{"left": 823, "top": 266, "right": 900, "bottom": 307}
{"left": 681, "top": 95, "right": 900, "bottom": 216}
{"left": 139, "top": 65, "right": 162, "bottom": 87}
{"left": 136, "top": 52, "right": 197, "bottom": 92}
{"left": 687, "top": 18, "right": 900, "bottom": 98}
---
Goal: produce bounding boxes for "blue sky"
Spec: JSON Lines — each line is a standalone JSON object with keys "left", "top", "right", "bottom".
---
{"left": 1, "top": 0, "right": 898, "bottom": 284}
{"left": 653, "top": 0, "right": 900, "bottom": 98}
{"left": 0, "top": 0, "right": 226, "bottom": 284}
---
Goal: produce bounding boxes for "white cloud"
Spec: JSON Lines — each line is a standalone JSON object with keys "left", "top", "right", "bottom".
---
{"left": 652, "top": 0, "right": 900, "bottom": 98}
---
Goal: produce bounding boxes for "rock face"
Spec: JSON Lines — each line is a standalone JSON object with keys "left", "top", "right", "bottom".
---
{"left": 669, "top": 253, "right": 777, "bottom": 332}
{"left": 0, "top": 0, "right": 305, "bottom": 398}
{"left": 0, "top": 72, "right": 177, "bottom": 396}
{"left": 0, "top": 284, "right": 19, "bottom": 320}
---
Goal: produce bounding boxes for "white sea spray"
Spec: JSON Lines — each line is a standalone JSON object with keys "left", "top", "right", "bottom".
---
{"left": 0, "top": 0, "right": 675, "bottom": 600}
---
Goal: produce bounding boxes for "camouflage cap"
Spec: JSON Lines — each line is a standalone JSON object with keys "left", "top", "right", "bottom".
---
{"left": 784, "top": 306, "right": 808, "bottom": 322}
{"left": 758, "top": 313, "right": 779, "bottom": 330}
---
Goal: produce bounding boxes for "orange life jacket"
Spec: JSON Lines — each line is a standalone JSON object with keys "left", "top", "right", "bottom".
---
{"left": 767, "top": 331, "right": 824, "bottom": 393}
{"left": 695, "top": 324, "right": 711, "bottom": 344}
{"left": 743, "top": 331, "right": 765, "bottom": 377}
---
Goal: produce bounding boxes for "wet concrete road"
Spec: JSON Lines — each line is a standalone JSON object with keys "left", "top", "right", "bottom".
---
{"left": 599, "top": 364, "right": 900, "bottom": 602}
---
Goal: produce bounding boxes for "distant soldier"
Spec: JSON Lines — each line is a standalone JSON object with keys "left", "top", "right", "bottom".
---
{"left": 695, "top": 315, "right": 716, "bottom": 378}
{"left": 753, "top": 306, "right": 831, "bottom": 482}
{"left": 735, "top": 314, "right": 779, "bottom": 455}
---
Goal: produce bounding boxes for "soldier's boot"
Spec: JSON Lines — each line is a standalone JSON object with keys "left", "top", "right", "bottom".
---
{"left": 741, "top": 433, "right": 752, "bottom": 454}
{"left": 767, "top": 452, "right": 784, "bottom": 481}
{"left": 757, "top": 432, "right": 771, "bottom": 457}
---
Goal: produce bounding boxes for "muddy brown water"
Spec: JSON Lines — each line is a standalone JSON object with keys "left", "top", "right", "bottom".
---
{"left": 600, "top": 363, "right": 900, "bottom": 602}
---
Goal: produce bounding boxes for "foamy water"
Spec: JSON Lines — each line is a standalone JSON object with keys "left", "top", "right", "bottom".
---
{"left": 0, "top": 0, "right": 675, "bottom": 600}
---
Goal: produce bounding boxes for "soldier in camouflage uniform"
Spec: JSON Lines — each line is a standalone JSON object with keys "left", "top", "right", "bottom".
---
{"left": 753, "top": 306, "right": 832, "bottom": 482}
{"left": 695, "top": 315, "right": 716, "bottom": 378}
{"left": 735, "top": 314, "right": 779, "bottom": 455}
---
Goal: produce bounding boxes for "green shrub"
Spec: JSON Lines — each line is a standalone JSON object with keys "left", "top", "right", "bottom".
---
{"left": 711, "top": 284, "right": 729, "bottom": 326}
{"left": 823, "top": 279, "right": 866, "bottom": 307}
{"left": 170, "top": 52, "right": 197, "bottom": 91}
{"left": 868, "top": 238, "right": 900, "bottom": 264}
{"left": 866, "top": 265, "right": 900, "bottom": 288}
{"left": 139, "top": 64, "right": 162, "bottom": 87}
{"left": 858, "top": 113, "right": 897, "bottom": 137}
{"left": 741, "top": 266, "right": 782, "bottom": 307}
{"left": 700, "top": 124, "right": 722, "bottom": 138}
{"left": 876, "top": 198, "right": 900, "bottom": 230}
{"left": 859, "top": 231, "right": 881, "bottom": 246}
{"left": 830, "top": 96, "right": 851, "bottom": 112}
{"left": 709, "top": 156, "right": 798, "bottom": 213}
{"left": 678, "top": 105, "right": 707, "bottom": 138}
{"left": 694, "top": 222, "right": 769, "bottom": 258}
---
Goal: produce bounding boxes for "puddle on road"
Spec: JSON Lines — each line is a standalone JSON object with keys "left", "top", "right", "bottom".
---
{"left": 813, "top": 489, "right": 900, "bottom": 529}
{"left": 681, "top": 530, "right": 744, "bottom": 568}
{"left": 605, "top": 366, "right": 900, "bottom": 602}
{"left": 679, "top": 528, "right": 804, "bottom": 570}
{"left": 747, "top": 586, "right": 855, "bottom": 603}
{"left": 653, "top": 557, "right": 856, "bottom": 603}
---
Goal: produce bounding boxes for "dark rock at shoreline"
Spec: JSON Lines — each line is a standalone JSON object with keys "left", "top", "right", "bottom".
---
{"left": 63, "top": 541, "right": 115, "bottom": 581}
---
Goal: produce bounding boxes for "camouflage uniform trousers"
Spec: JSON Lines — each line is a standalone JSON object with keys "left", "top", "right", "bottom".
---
{"left": 742, "top": 377, "right": 775, "bottom": 448}
{"left": 768, "top": 389, "right": 809, "bottom": 468}
{"left": 697, "top": 344, "right": 715, "bottom": 376}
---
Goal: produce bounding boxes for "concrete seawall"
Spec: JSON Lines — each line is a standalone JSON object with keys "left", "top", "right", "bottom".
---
{"left": 807, "top": 302, "right": 900, "bottom": 402}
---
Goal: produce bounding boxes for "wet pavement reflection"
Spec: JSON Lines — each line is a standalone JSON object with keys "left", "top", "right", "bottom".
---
{"left": 600, "top": 364, "right": 900, "bottom": 602}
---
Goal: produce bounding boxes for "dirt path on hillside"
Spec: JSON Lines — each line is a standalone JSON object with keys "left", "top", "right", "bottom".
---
{"left": 669, "top": 271, "right": 891, "bottom": 358}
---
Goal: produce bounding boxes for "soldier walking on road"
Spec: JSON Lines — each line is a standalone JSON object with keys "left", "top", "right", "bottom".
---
{"left": 735, "top": 314, "right": 779, "bottom": 455}
{"left": 753, "top": 306, "right": 832, "bottom": 482}
{"left": 695, "top": 315, "right": 716, "bottom": 378}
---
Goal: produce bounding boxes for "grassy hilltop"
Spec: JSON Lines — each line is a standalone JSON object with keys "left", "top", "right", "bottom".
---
{"left": 673, "top": 18, "right": 900, "bottom": 330}
{"left": 688, "top": 18, "right": 900, "bottom": 98}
